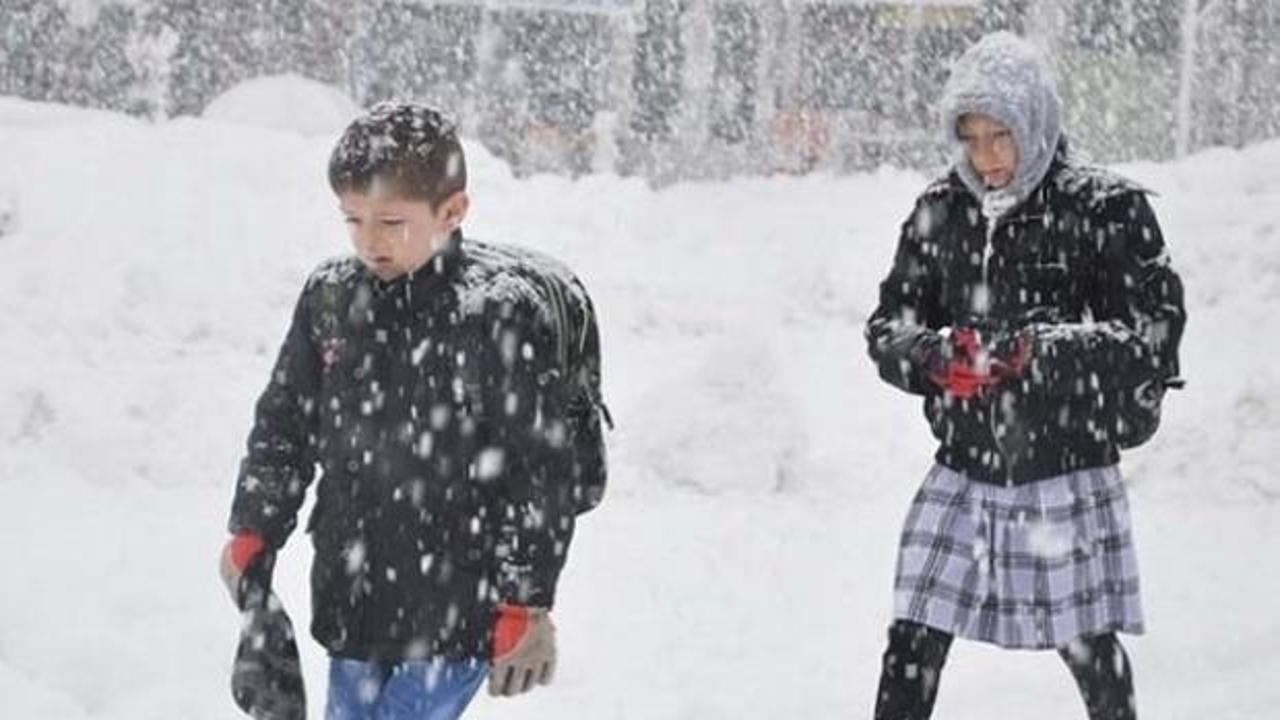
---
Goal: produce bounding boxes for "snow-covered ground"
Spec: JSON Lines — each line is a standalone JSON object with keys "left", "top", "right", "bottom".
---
{"left": 1, "top": 91, "right": 1278, "bottom": 718}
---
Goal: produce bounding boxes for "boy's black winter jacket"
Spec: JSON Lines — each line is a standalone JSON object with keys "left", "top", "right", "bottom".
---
{"left": 866, "top": 149, "right": 1186, "bottom": 486}
{"left": 229, "top": 231, "right": 607, "bottom": 661}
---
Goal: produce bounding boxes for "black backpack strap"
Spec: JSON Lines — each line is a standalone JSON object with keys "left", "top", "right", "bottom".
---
{"left": 536, "top": 271, "right": 609, "bottom": 514}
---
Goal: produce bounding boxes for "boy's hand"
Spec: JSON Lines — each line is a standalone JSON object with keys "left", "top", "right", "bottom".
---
{"left": 489, "top": 604, "right": 556, "bottom": 697}
{"left": 219, "top": 531, "right": 266, "bottom": 604}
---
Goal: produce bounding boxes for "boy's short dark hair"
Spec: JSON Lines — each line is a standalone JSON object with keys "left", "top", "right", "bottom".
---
{"left": 328, "top": 102, "right": 467, "bottom": 210}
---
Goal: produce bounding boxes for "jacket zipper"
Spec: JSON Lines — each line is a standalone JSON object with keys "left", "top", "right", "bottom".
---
{"left": 981, "top": 212, "right": 1013, "bottom": 483}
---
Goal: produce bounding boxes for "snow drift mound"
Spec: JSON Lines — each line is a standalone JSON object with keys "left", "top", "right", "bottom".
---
{"left": 202, "top": 73, "right": 360, "bottom": 136}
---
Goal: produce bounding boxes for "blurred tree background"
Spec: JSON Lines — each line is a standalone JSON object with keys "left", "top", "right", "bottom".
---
{"left": 1, "top": 0, "right": 1277, "bottom": 181}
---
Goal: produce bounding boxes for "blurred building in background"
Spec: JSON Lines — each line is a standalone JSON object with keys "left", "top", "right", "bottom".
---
{"left": 2, "top": 0, "right": 1277, "bottom": 182}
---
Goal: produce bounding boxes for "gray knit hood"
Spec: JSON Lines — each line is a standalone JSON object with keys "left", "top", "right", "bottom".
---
{"left": 940, "top": 32, "right": 1063, "bottom": 207}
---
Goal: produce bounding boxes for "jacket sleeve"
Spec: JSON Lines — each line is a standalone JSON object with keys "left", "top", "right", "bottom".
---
{"left": 1025, "top": 191, "right": 1186, "bottom": 394}
{"left": 865, "top": 196, "right": 947, "bottom": 396}
{"left": 482, "top": 302, "right": 577, "bottom": 609}
{"left": 228, "top": 286, "right": 321, "bottom": 548}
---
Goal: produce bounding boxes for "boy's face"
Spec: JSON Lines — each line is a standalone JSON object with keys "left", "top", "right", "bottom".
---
{"left": 338, "top": 186, "right": 469, "bottom": 281}
{"left": 957, "top": 113, "right": 1019, "bottom": 190}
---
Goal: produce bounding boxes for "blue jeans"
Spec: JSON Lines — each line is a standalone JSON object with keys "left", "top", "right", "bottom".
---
{"left": 326, "top": 657, "right": 489, "bottom": 720}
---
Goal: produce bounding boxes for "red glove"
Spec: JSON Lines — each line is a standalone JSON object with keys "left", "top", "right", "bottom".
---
{"left": 229, "top": 532, "right": 265, "bottom": 571}
{"left": 219, "top": 531, "right": 265, "bottom": 602}
{"left": 988, "top": 330, "right": 1033, "bottom": 380}
{"left": 931, "top": 360, "right": 1000, "bottom": 398}
{"left": 493, "top": 603, "right": 531, "bottom": 659}
{"left": 927, "top": 327, "right": 1034, "bottom": 398}
{"left": 928, "top": 328, "right": 999, "bottom": 398}
{"left": 490, "top": 603, "right": 556, "bottom": 697}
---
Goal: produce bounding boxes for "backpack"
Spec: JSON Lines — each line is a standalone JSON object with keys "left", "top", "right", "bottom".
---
{"left": 1112, "top": 376, "right": 1183, "bottom": 450}
{"left": 480, "top": 244, "right": 611, "bottom": 515}
{"left": 1110, "top": 308, "right": 1184, "bottom": 450}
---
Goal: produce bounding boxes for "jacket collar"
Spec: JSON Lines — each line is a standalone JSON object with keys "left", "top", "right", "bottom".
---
{"left": 365, "top": 229, "right": 465, "bottom": 310}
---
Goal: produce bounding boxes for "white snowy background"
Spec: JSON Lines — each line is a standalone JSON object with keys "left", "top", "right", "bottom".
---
{"left": 1, "top": 79, "right": 1278, "bottom": 718}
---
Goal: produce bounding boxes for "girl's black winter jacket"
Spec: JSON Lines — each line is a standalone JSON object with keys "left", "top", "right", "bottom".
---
{"left": 866, "top": 150, "right": 1186, "bottom": 486}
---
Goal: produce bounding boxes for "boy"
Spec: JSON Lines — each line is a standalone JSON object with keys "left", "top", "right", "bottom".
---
{"left": 220, "top": 102, "right": 608, "bottom": 719}
{"left": 865, "top": 33, "right": 1185, "bottom": 719}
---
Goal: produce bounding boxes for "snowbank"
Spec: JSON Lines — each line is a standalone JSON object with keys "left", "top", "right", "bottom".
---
{"left": 1, "top": 93, "right": 1277, "bottom": 718}
{"left": 201, "top": 73, "right": 360, "bottom": 137}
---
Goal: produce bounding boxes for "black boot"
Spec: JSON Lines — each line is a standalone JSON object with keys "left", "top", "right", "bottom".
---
{"left": 873, "top": 620, "right": 953, "bottom": 720}
{"left": 1058, "top": 632, "right": 1137, "bottom": 720}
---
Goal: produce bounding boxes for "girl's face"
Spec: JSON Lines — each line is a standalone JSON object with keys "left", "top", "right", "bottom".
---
{"left": 958, "top": 113, "right": 1019, "bottom": 190}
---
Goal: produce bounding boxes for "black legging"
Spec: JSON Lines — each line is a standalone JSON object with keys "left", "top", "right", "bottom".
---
{"left": 873, "top": 620, "right": 1136, "bottom": 720}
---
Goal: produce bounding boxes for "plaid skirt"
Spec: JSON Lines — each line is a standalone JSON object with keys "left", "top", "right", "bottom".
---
{"left": 893, "top": 464, "right": 1144, "bottom": 649}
